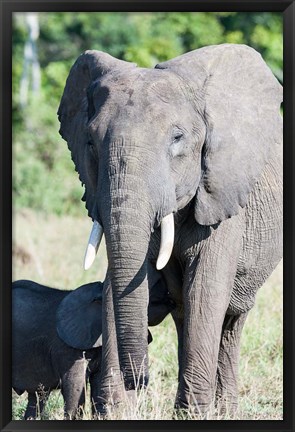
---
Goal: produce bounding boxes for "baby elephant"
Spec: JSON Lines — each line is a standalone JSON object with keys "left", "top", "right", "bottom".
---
{"left": 12, "top": 278, "right": 174, "bottom": 420}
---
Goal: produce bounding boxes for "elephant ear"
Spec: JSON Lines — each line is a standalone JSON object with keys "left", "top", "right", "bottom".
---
{"left": 58, "top": 50, "right": 136, "bottom": 220}
{"left": 56, "top": 281, "right": 103, "bottom": 350}
{"left": 156, "top": 44, "right": 282, "bottom": 225}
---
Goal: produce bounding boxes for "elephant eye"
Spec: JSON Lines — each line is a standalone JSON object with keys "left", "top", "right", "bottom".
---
{"left": 173, "top": 132, "right": 184, "bottom": 142}
{"left": 170, "top": 128, "right": 185, "bottom": 158}
{"left": 92, "top": 297, "right": 102, "bottom": 303}
{"left": 88, "top": 140, "right": 95, "bottom": 152}
{"left": 88, "top": 139, "right": 99, "bottom": 161}
{"left": 88, "top": 138, "right": 94, "bottom": 147}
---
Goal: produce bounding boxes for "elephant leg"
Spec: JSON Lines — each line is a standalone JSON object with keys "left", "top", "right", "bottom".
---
{"left": 175, "top": 273, "right": 231, "bottom": 416}
{"left": 215, "top": 312, "right": 248, "bottom": 415}
{"left": 61, "top": 356, "right": 87, "bottom": 420}
{"left": 24, "top": 392, "right": 38, "bottom": 420}
{"left": 175, "top": 216, "right": 244, "bottom": 416}
{"left": 24, "top": 390, "right": 48, "bottom": 420}
{"left": 172, "top": 311, "right": 184, "bottom": 383}
{"left": 89, "top": 370, "right": 100, "bottom": 418}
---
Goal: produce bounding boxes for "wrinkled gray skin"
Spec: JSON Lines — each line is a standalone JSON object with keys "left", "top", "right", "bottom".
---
{"left": 58, "top": 44, "right": 283, "bottom": 414}
{"left": 12, "top": 278, "right": 173, "bottom": 419}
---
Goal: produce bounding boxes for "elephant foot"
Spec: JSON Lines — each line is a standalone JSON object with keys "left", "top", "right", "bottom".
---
{"left": 92, "top": 378, "right": 125, "bottom": 416}
{"left": 173, "top": 393, "right": 239, "bottom": 420}
{"left": 92, "top": 399, "right": 114, "bottom": 419}
{"left": 92, "top": 405, "right": 107, "bottom": 420}
{"left": 92, "top": 389, "right": 137, "bottom": 419}
{"left": 64, "top": 407, "right": 85, "bottom": 421}
{"left": 174, "top": 389, "right": 219, "bottom": 420}
{"left": 172, "top": 405, "right": 209, "bottom": 420}
{"left": 214, "top": 394, "right": 239, "bottom": 418}
{"left": 174, "top": 398, "right": 212, "bottom": 420}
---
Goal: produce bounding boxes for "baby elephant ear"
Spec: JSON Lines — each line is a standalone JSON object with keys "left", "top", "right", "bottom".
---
{"left": 156, "top": 44, "right": 282, "bottom": 225}
{"left": 56, "top": 282, "right": 103, "bottom": 350}
{"left": 58, "top": 50, "right": 136, "bottom": 220}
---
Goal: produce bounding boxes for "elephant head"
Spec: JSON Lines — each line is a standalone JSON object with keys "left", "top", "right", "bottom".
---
{"left": 56, "top": 281, "right": 103, "bottom": 350}
{"left": 58, "top": 44, "right": 282, "bottom": 390}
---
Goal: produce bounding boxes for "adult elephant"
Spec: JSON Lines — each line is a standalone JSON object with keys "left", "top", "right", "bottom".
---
{"left": 58, "top": 44, "right": 283, "bottom": 415}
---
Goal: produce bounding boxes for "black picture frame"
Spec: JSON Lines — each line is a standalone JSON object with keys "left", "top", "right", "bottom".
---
{"left": 1, "top": 1, "right": 294, "bottom": 431}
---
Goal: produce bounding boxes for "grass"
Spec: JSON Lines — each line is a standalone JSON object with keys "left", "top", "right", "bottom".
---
{"left": 12, "top": 208, "right": 283, "bottom": 420}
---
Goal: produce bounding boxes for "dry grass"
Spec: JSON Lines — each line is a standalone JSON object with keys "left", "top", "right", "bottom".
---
{"left": 12, "top": 208, "right": 108, "bottom": 288}
{"left": 12, "top": 208, "right": 283, "bottom": 420}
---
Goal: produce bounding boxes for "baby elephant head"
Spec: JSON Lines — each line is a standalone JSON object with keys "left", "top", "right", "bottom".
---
{"left": 56, "top": 281, "right": 103, "bottom": 350}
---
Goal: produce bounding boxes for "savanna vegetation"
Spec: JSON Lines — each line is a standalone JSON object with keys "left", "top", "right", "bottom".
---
{"left": 12, "top": 12, "right": 283, "bottom": 420}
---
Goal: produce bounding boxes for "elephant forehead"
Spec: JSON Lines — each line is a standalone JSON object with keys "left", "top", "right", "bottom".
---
{"left": 98, "top": 68, "right": 185, "bottom": 114}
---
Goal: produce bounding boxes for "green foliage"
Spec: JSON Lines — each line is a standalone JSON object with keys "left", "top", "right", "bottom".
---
{"left": 12, "top": 12, "right": 282, "bottom": 216}
{"left": 12, "top": 94, "right": 84, "bottom": 216}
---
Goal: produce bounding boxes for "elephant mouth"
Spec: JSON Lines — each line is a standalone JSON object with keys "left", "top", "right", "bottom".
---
{"left": 84, "top": 212, "right": 175, "bottom": 271}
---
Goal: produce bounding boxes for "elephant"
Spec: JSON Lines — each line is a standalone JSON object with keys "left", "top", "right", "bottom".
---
{"left": 58, "top": 43, "right": 283, "bottom": 416}
{"left": 12, "top": 277, "right": 174, "bottom": 419}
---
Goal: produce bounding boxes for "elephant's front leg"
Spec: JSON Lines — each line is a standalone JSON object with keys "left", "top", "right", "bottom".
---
{"left": 215, "top": 312, "right": 248, "bottom": 415}
{"left": 176, "top": 272, "right": 231, "bottom": 415}
{"left": 176, "top": 218, "right": 244, "bottom": 415}
{"left": 24, "top": 391, "right": 48, "bottom": 420}
{"left": 172, "top": 313, "right": 184, "bottom": 382}
{"left": 89, "top": 370, "right": 101, "bottom": 418}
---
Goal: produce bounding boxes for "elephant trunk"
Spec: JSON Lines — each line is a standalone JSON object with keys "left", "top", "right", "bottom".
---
{"left": 101, "top": 173, "right": 153, "bottom": 390}
{"left": 106, "top": 220, "right": 150, "bottom": 389}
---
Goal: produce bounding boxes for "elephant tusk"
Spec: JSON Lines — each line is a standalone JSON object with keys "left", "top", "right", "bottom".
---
{"left": 84, "top": 220, "right": 104, "bottom": 270}
{"left": 156, "top": 213, "right": 174, "bottom": 270}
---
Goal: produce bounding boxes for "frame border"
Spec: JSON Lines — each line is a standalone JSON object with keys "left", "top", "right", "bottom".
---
{"left": 1, "top": 1, "right": 294, "bottom": 431}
